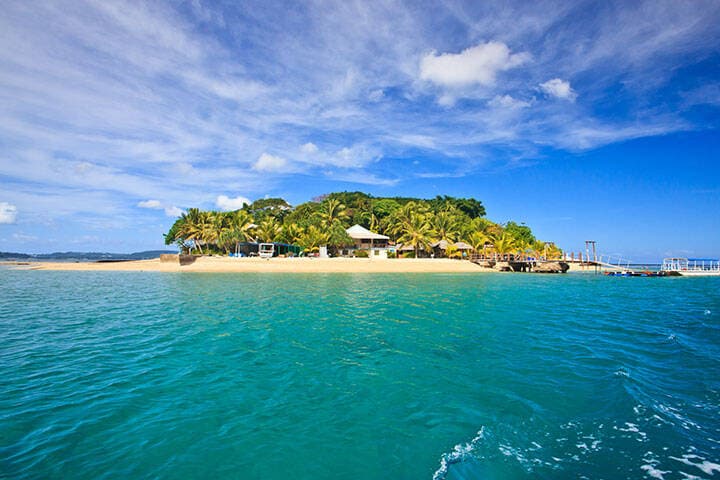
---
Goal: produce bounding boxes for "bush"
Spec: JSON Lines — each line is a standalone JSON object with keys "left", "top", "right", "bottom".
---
{"left": 387, "top": 251, "right": 397, "bottom": 259}
{"left": 354, "top": 250, "right": 369, "bottom": 258}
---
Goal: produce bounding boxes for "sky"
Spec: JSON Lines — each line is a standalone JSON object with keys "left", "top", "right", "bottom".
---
{"left": 1, "top": 0, "right": 719, "bottom": 261}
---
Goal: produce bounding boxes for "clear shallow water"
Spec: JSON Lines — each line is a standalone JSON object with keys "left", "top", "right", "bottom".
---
{"left": 1, "top": 271, "right": 718, "bottom": 479}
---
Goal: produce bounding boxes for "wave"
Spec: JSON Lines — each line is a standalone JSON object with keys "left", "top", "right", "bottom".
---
{"left": 433, "top": 428, "right": 485, "bottom": 480}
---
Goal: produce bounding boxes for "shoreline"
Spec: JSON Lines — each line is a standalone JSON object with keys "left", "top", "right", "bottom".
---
{"left": 2, "top": 257, "right": 601, "bottom": 274}
{"left": 4, "top": 257, "right": 495, "bottom": 273}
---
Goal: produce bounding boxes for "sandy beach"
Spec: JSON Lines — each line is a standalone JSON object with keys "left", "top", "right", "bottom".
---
{"left": 7, "top": 256, "right": 496, "bottom": 273}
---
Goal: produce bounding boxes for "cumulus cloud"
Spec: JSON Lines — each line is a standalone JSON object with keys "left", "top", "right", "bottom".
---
{"left": 164, "top": 206, "right": 184, "bottom": 217}
{"left": 420, "top": 42, "right": 530, "bottom": 88}
{"left": 138, "top": 199, "right": 163, "bottom": 209}
{"left": 253, "top": 153, "right": 287, "bottom": 172}
{"left": 539, "top": 79, "right": 577, "bottom": 101}
{"left": 216, "top": 195, "right": 250, "bottom": 211}
{"left": 138, "top": 199, "right": 182, "bottom": 217}
{"left": 300, "top": 143, "right": 319, "bottom": 154}
{"left": 0, "top": 202, "right": 18, "bottom": 224}
{"left": 488, "top": 95, "right": 531, "bottom": 109}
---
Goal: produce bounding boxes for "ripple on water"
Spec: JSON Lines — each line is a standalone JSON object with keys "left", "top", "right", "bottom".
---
{"left": 0, "top": 271, "right": 718, "bottom": 479}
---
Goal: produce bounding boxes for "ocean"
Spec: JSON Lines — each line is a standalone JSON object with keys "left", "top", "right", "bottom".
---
{"left": 1, "top": 270, "right": 718, "bottom": 479}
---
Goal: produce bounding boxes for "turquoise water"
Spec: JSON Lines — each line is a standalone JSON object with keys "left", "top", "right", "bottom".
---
{"left": 1, "top": 271, "right": 719, "bottom": 479}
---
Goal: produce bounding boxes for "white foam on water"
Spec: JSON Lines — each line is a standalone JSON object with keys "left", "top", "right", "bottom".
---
{"left": 704, "top": 310, "right": 711, "bottom": 316}
{"left": 642, "top": 452, "right": 670, "bottom": 479}
{"left": 655, "top": 403, "right": 701, "bottom": 431}
{"left": 678, "top": 472, "right": 702, "bottom": 479}
{"left": 615, "top": 422, "right": 648, "bottom": 441}
{"left": 432, "top": 428, "right": 485, "bottom": 480}
{"left": 669, "top": 454, "right": 720, "bottom": 476}
{"left": 641, "top": 464, "right": 670, "bottom": 479}
{"left": 615, "top": 367, "right": 630, "bottom": 378}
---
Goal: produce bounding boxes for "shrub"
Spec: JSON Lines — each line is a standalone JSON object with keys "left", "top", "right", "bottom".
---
{"left": 354, "top": 250, "right": 369, "bottom": 258}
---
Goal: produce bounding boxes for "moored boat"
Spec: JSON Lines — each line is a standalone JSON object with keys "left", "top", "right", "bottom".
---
{"left": 661, "top": 258, "right": 720, "bottom": 276}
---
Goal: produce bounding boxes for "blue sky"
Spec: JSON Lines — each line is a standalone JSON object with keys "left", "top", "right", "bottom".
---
{"left": 1, "top": 0, "right": 719, "bottom": 260}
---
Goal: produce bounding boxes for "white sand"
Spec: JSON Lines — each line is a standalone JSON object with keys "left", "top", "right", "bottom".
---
{"left": 11, "top": 256, "right": 493, "bottom": 273}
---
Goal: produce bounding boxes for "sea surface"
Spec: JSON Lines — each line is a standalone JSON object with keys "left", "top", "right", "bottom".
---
{"left": 1, "top": 270, "right": 719, "bottom": 479}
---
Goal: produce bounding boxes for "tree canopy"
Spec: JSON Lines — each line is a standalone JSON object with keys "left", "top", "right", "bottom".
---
{"left": 163, "top": 191, "right": 562, "bottom": 259}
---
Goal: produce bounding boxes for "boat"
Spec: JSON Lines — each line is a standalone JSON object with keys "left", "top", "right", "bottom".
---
{"left": 661, "top": 258, "right": 720, "bottom": 276}
{"left": 604, "top": 270, "right": 666, "bottom": 277}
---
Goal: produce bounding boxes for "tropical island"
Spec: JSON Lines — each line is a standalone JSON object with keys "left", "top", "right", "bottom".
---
{"left": 10, "top": 192, "right": 575, "bottom": 273}
{"left": 163, "top": 191, "right": 563, "bottom": 261}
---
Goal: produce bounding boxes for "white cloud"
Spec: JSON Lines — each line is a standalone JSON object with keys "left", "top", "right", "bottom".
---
{"left": 13, "top": 232, "right": 37, "bottom": 242}
{"left": 420, "top": 42, "right": 530, "bottom": 88}
{"left": 216, "top": 195, "right": 250, "bottom": 211}
{"left": 138, "top": 199, "right": 183, "bottom": 217}
{"left": 300, "top": 142, "right": 319, "bottom": 154}
{"left": 0, "top": 203, "right": 18, "bottom": 224}
{"left": 368, "top": 89, "right": 384, "bottom": 101}
{"left": 539, "top": 79, "right": 577, "bottom": 101}
{"left": 488, "top": 95, "right": 531, "bottom": 109}
{"left": 253, "top": 153, "right": 287, "bottom": 172}
{"left": 164, "top": 206, "right": 184, "bottom": 217}
{"left": 138, "top": 199, "right": 163, "bottom": 209}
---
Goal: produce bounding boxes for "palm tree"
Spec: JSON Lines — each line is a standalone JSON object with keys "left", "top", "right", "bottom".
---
{"left": 397, "top": 212, "right": 434, "bottom": 258}
{"left": 386, "top": 201, "right": 429, "bottom": 240}
{"left": 279, "top": 222, "right": 303, "bottom": 245}
{"left": 320, "top": 198, "right": 349, "bottom": 228}
{"left": 298, "top": 225, "right": 330, "bottom": 251}
{"left": 255, "top": 217, "right": 281, "bottom": 243}
{"left": 468, "top": 231, "right": 491, "bottom": 256}
{"left": 369, "top": 213, "right": 380, "bottom": 233}
{"left": 198, "top": 211, "right": 216, "bottom": 251}
{"left": 177, "top": 208, "right": 205, "bottom": 254}
{"left": 431, "top": 209, "right": 460, "bottom": 242}
{"left": 492, "top": 233, "right": 517, "bottom": 260}
{"left": 228, "top": 210, "right": 255, "bottom": 254}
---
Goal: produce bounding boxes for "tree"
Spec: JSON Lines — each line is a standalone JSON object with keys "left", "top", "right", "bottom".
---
{"left": 248, "top": 198, "right": 292, "bottom": 222}
{"left": 505, "top": 221, "right": 535, "bottom": 245}
{"left": 320, "top": 198, "right": 349, "bottom": 227}
{"left": 278, "top": 222, "right": 303, "bottom": 245}
{"left": 255, "top": 217, "right": 281, "bottom": 243}
{"left": 430, "top": 208, "right": 461, "bottom": 242}
{"left": 298, "top": 225, "right": 329, "bottom": 251}
{"left": 429, "top": 195, "right": 486, "bottom": 218}
{"left": 468, "top": 231, "right": 492, "bottom": 255}
{"left": 176, "top": 208, "right": 206, "bottom": 254}
{"left": 228, "top": 210, "right": 256, "bottom": 254}
{"left": 397, "top": 211, "right": 434, "bottom": 258}
{"left": 492, "top": 233, "right": 517, "bottom": 259}
{"left": 284, "top": 201, "right": 322, "bottom": 228}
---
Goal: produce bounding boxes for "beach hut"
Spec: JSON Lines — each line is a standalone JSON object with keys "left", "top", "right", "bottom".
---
{"left": 345, "top": 225, "right": 390, "bottom": 258}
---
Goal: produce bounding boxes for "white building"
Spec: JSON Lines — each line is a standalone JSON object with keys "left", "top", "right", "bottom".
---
{"left": 344, "top": 224, "right": 390, "bottom": 259}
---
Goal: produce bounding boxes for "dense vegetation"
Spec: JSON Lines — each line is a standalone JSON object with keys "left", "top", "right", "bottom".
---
{"left": 164, "top": 192, "right": 562, "bottom": 258}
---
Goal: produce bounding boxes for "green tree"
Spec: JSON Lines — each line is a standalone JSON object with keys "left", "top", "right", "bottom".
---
{"left": 228, "top": 210, "right": 256, "bottom": 253}
{"left": 320, "top": 198, "right": 349, "bottom": 227}
{"left": 278, "top": 222, "right": 303, "bottom": 245}
{"left": 397, "top": 211, "right": 434, "bottom": 258}
{"left": 430, "top": 208, "right": 461, "bottom": 242}
{"left": 492, "top": 233, "right": 517, "bottom": 259}
{"left": 255, "top": 217, "right": 281, "bottom": 243}
{"left": 298, "top": 225, "right": 329, "bottom": 251}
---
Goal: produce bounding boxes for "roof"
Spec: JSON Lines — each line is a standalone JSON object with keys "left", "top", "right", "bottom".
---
{"left": 431, "top": 240, "right": 473, "bottom": 250}
{"left": 346, "top": 224, "right": 389, "bottom": 240}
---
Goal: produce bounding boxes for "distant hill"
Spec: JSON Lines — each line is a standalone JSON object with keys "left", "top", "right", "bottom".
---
{"left": 0, "top": 250, "right": 176, "bottom": 261}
